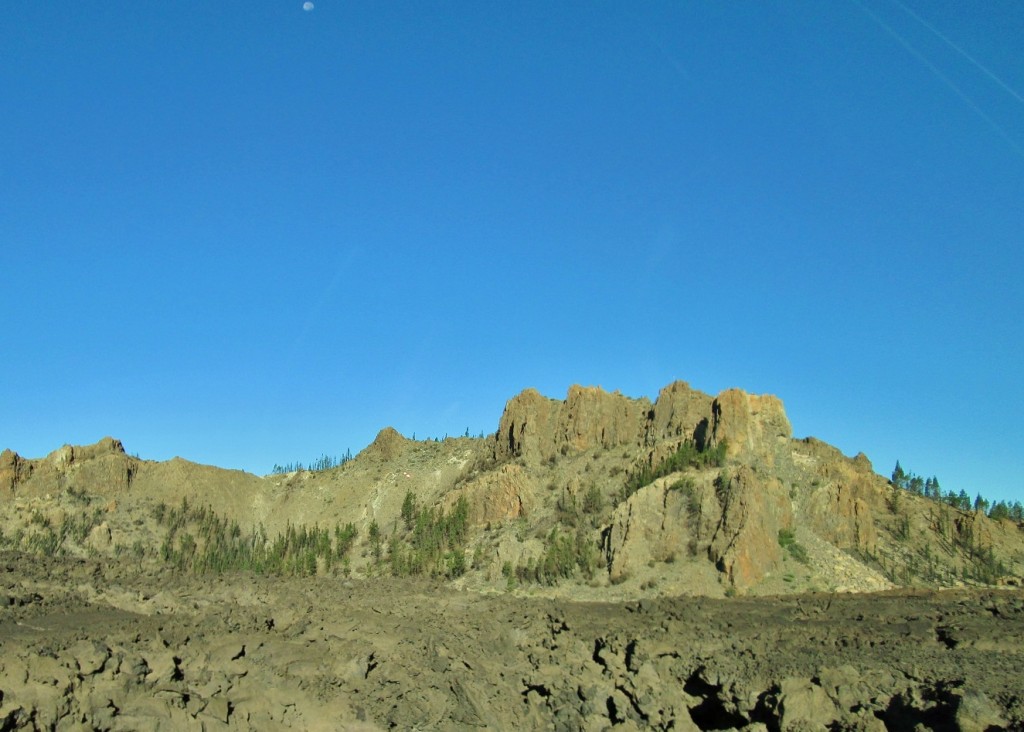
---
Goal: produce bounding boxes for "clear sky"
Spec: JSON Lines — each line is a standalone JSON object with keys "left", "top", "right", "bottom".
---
{"left": 3, "top": 2, "right": 1022, "bottom": 503}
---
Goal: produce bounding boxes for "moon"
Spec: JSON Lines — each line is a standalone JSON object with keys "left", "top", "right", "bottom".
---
{"left": 302, "top": 2, "right": 314, "bottom": 10}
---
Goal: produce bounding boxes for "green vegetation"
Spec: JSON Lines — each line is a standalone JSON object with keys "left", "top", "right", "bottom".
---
{"left": 153, "top": 498, "right": 358, "bottom": 576}
{"left": 0, "top": 504, "right": 107, "bottom": 558}
{"left": 890, "top": 461, "right": 1023, "bottom": 522}
{"left": 387, "top": 492, "right": 471, "bottom": 579}
{"left": 778, "top": 528, "right": 809, "bottom": 564}
{"left": 669, "top": 476, "right": 702, "bottom": 556}
{"left": 513, "top": 526, "right": 600, "bottom": 586}
{"left": 618, "top": 439, "right": 727, "bottom": 504}
{"left": 556, "top": 484, "right": 607, "bottom": 529}
{"left": 271, "top": 449, "right": 353, "bottom": 475}
{"left": 888, "top": 460, "right": 1021, "bottom": 584}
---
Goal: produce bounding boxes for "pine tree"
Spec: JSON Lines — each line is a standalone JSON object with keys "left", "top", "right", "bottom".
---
{"left": 989, "top": 501, "right": 1011, "bottom": 521}
{"left": 401, "top": 490, "right": 417, "bottom": 531}
{"left": 891, "top": 461, "right": 907, "bottom": 489}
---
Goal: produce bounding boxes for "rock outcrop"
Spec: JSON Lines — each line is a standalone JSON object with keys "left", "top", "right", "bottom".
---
{"left": 799, "top": 439, "right": 881, "bottom": 555}
{"left": 604, "top": 478, "right": 695, "bottom": 583}
{"left": 708, "top": 467, "right": 793, "bottom": 589}
{"left": 361, "top": 427, "right": 410, "bottom": 463}
{"left": 645, "top": 381, "right": 714, "bottom": 445}
{"left": 708, "top": 389, "right": 791, "bottom": 466}
{"left": 493, "top": 386, "right": 650, "bottom": 464}
{"left": 0, "top": 437, "right": 135, "bottom": 498}
{"left": 448, "top": 463, "right": 535, "bottom": 525}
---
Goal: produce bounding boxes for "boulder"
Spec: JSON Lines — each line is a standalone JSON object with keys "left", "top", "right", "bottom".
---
{"left": 777, "top": 677, "right": 839, "bottom": 730}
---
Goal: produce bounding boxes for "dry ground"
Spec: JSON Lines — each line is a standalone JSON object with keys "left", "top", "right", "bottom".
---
{"left": 1, "top": 551, "right": 1022, "bottom": 731}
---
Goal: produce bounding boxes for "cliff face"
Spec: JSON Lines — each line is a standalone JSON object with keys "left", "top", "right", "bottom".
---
{"left": 708, "top": 467, "right": 793, "bottom": 589}
{"left": 485, "top": 380, "right": 894, "bottom": 590}
{"left": 493, "top": 385, "right": 652, "bottom": 464}
{"left": 0, "top": 437, "right": 135, "bottom": 498}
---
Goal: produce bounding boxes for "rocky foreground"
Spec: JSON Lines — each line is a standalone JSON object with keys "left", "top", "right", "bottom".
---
{"left": 1, "top": 552, "right": 1022, "bottom": 731}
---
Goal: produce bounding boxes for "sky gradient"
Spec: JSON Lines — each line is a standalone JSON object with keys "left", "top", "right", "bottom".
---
{"left": 3, "top": 1, "right": 1022, "bottom": 503}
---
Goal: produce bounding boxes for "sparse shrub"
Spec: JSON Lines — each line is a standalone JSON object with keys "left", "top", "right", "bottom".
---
{"left": 778, "top": 528, "right": 809, "bottom": 565}
{"left": 368, "top": 520, "right": 382, "bottom": 562}
{"left": 512, "top": 525, "right": 600, "bottom": 586}
{"left": 582, "top": 485, "right": 604, "bottom": 516}
{"left": 618, "top": 439, "right": 728, "bottom": 504}
{"left": 895, "top": 515, "right": 911, "bottom": 541}
{"left": 445, "top": 550, "right": 466, "bottom": 578}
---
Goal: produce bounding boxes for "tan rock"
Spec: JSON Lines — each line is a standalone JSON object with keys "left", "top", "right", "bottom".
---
{"left": 954, "top": 689, "right": 1008, "bottom": 732}
{"left": 0, "top": 448, "right": 25, "bottom": 494}
{"left": 778, "top": 677, "right": 839, "bottom": 730}
{"left": 804, "top": 450, "right": 881, "bottom": 554}
{"left": 605, "top": 479, "right": 691, "bottom": 583}
{"left": 361, "top": 427, "right": 409, "bottom": 462}
{"left": 709, "top": 389, "right": 791, "bottom": 462}
{"left": 709, "top": 467, "right": 791, "bottom": 589}
{"left": 646, "top": 380, "right": 714, "bottom": 445}
{"left": 493, "top": 385, "right": 649, "bottom": 464}
{"left": 86, "top": 522, "right": 112, "bottom": 551}
{"left": 451, "top": 463, "right": 535, "bottom": 525}
{"left": 493, "top": 388, "right": 562, "bottom": 463}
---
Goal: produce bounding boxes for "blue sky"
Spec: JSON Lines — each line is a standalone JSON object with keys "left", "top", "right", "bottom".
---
{"left": 3, "top": 1, "right": 1022, "bottom": 503}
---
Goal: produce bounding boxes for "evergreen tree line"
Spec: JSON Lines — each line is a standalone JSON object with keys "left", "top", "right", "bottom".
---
{"left": 891, "top": 462, "right": 1023, "bottom": 522}
{"left": 271, "top": 449, "right": 354, "bottom": 475}
{"left": 507, "top": 525, "right": 601, "bottom": 586}
{"left": 154, "top": 498, "right": 359, "bottom": 576}
{"left": 384, "top": 491, "right": 471, "bottom": 578}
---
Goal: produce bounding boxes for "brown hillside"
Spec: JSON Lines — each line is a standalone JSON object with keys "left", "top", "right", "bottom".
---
{"left": 1, "top": 380, "right": 1021, "bottom": 598}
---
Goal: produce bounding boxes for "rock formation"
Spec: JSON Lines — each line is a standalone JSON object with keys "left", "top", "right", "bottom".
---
{"left": 1, "top": 378, "right": 1021, "bottom": 597}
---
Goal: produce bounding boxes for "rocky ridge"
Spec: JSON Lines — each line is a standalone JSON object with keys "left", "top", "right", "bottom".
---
{"left": 1, "top": 380, "right": 1021, "bottom": 598}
